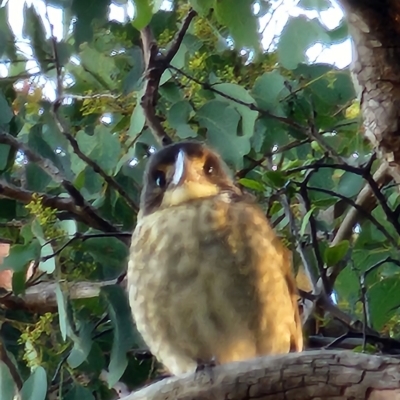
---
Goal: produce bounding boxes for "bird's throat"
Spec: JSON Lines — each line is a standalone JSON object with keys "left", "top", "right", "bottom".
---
{"left": 161, "top": 181, "right": 221, "bottom": 208}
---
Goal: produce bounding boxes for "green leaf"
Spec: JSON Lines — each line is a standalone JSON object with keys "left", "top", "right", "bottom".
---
{"left": 0, "top": 144, "right": 10, "bottom": 170}
{"left": 20, "top": 366, "right": 47, "bottom": 400}
{"left": 2, "top": 241, "right": 40, "bottom": 273}
{"left": 83, "top": 237, "right": 129, "bottom": 277}
{"left": 28, "top": 124, "right": 63, "bottom": 170}
{"left": 132, "top": 0, "right": 153, "bottom": 30}
{"left": 0, "top": 5, "right": 17, "bottom": 59}
{"left": 0, "top": 92, "right": 13, "bottom": 125}
{"left": 337, "top": 172, "right": 364, "bottom": 198}
{"left": 23, "top": 6, "right": 51, "bottom": 70}
{"left": 238, "top": 178, "right": 264, "bottom": 192}
{"left": 294, "top": 64, "right": 356, "bottom": 106}
{"left": 55, "top": 41, "right": 73, "bottom": 66}
{"left": 262, "top": 170, "right": 287, "bottom": 188}
{"left": 168, "top": 101, "right": 196, "bottom": 139}
{"left": 0, "top": 361, "right": 16, "bottom": 400}
{"left": 212, "top": 83, "right": 258, "bottom": 137}
{"left": 368, "top": 276, "right": 400, "bottom": 330}
{"left": 101, "top": 285, "right": 135, "bottom": 387}
{"left": 58, "top": 220, "right": 77, "bottom": 237}
{"left": 55, "top": 283, "right": 69, "bottom": 341}
{"left": 189, "top": 0, "right": 213, "bottom": 15}
{"left": 67, "top": 320, "right": 93, "bottom": 368}
{"left": 71, "top": 0, "right": 109, "bottom": 47}
{"left": 90, "top": 126, "right": 121, "bottom": 174}
{"left": 31, "top": 219, "right": 55, "bottom": 273}
{"left": 335, "top": 266, "right": 359, "bottom": 304}
{"left": 128, "top": 98, "right": 146, "bottom": 137}
{"left": 197, "top": 100, "right": 249, "bottom": 169}
{"left": 278, "top": 16, "right": 330, "bottom": 69}
{"left": 214, "top": 0, "right": 259, "bottom": 50}
{"left": 299, "top": 208, "right": 314, "bottom": 237}
{"left": 79, "top": 45, "right": 119, "bottom": 90}
{"left": 324, "top": 240, "right": 349, "bottom": 266}
{"left": 25, "top": 163, "right": 52, "bottom": 192}
{"left": 64, "top": 384, "right": 95, "bottom": 400}
{"left": 298, "top": 0, "right": 331, "bottom": 10}
{"left": 122, "top": 47, "right": 145, "bottom": 95}
{"left": 252, "top": 71, "right": 288, "bottom": 113}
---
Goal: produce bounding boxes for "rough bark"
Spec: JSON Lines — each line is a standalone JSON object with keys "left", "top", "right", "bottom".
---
{"left": 339, "top": 0, "right": 400, "bottom": 181}
{"left": 121, "top": 350, "right": 400, "bottom": 400}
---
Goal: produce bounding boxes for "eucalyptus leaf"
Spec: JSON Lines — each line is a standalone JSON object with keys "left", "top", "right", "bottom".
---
{"left": 20, "top": 367, "right": 47, "bottom": 400}
{"left": 101, "top": 285, "right": 135, "bottom": 387}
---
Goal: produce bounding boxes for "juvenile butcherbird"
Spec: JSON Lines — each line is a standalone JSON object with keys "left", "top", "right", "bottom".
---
{"left": 127, "top": 141, "right": 303, "bottom": 375}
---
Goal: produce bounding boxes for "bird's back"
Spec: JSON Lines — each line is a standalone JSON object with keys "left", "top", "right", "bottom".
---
{"left": 128, "top": 194, "right": 302, "bottom": 375}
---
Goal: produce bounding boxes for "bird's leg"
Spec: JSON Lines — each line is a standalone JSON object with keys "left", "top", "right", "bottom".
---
{"left": 194, "top": 356, "right": 219, "bottom": 383}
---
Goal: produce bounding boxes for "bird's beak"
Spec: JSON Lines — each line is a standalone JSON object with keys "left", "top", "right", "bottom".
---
{"left": 171, "top": 150, "right": 187, "bottom": 187}
{"left": 161, "top": 150, "right": 220, "bottom": 207}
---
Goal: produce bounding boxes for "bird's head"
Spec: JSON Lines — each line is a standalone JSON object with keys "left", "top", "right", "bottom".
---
{"left": 139, "top": 141, "right": 242, "bottom": 216}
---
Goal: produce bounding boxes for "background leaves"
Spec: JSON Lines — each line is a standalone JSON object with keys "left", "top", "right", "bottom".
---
{"left": 0, "top": 0, "right": 398, "bottom": 398}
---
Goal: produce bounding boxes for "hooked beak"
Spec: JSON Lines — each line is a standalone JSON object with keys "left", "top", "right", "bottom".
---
{"left": 171, "top": 150, "right": 186, "bottom": 186}
{"left": 161, "top": 150, "right": 220, "bottom": 207}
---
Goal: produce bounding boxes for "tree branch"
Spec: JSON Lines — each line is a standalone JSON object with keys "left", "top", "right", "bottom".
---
{"left": 121, "top": 351, "right": 400, "bottom": 400}
{"left": 140, "top": 9, "right": 197, "bottom": 145}
{"left": 1, "top": 278, "right": 121, "bottom": 311}
{"left": 45, "top": 20, "right": 139, "bottom": 213}
{"left": 0, "top": 181, "right": 122, "bottom": 237}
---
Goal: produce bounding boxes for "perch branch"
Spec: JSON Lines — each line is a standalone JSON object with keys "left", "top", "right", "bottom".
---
{"left": 120, "top": 351, "right": 400, "bottom": 400}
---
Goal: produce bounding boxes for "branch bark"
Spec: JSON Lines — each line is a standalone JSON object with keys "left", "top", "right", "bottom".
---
{"left": 0, "top": 181, "right": 122, "bottom": 237}
{"left": 121, "top": 350, "right": 400, "bottom": 400}
{"left": 140, "top": 10, "right": 197, "bottom": 145}
{"left": 1, "top": 279, "right": 120, "bottom": 311}
{"left": 340, "top": 0, "right": 400, "bottom": 183}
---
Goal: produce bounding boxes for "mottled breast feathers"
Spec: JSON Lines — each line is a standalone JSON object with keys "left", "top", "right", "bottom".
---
{"left": 127, "top": 141, "right": 303, "bottom": 376}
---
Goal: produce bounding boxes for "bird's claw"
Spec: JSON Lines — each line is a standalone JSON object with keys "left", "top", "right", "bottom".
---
{"left": 194, "top": 357, "right": 219, "bottom": 383}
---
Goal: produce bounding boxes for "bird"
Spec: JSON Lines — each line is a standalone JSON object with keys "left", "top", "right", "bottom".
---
{"left": 127, "top": 141, "right": 303, "bottom": 376}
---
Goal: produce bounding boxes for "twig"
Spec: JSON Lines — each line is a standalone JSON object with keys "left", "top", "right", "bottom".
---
{"left": 0, "top": 130, "right": 64, "bottom": 184}
{"left": 287, "top": 158, "right": 400, "bottom": 236}
{"left": 56, "top": 119, "right": 139, "bottom": 213}
{"left": 237, "top": 138, "right": 310, "bottom": 178}
{"left": 140, "top": 9, "right": 197, "bottom": 145}
{"left": 359, "top": 257, "right": 400, "bottom": 349}
{"left": 168, "top": 65, "right": 308, "bottom": 135}
{"left": 305, "top": 185, "right": 397, "bottom": 247}
{"left": 330, "top": 163, "right": 390, "bottom": 248}
{"left": 299, "top": 171, "right": 331, "bottom": 294}
{"left": 41, "top": 232, "right": 132, "bottom": 262}
{"left": 45, "top": 13, "right": 139, "bottom": 213}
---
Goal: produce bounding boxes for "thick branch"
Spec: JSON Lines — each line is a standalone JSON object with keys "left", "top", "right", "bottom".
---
{"left": 1, "top": 279, "right": 121, "bottom": 311}
{"left": 121, "top": 350, "right": 400, "bottom": 400}
{"left": 339, "top": 0, "right": 400, "bottom": 182}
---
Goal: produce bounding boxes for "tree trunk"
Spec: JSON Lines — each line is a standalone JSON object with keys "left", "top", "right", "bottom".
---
{"left": 339, "top": 0, "right": 400, "bottom": 181}
{"left": 122, "top": 350, "right": 400, "bottom": 400}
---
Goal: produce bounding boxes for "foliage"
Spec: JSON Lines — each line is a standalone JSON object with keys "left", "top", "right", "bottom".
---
{"left": 0, "top": 0, "right": 399, "bottom": 399}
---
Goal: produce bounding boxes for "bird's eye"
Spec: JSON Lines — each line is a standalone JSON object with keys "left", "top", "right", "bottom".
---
{"left": 154, "top": 170, "right": 166, "bottom": 188}
{"left": 203, "top": 158, "right": 216, "bottom": 176}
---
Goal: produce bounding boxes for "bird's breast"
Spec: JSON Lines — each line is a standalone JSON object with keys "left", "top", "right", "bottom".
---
{"left": 127, "top": 196, "right": 300, "bottom": 375}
